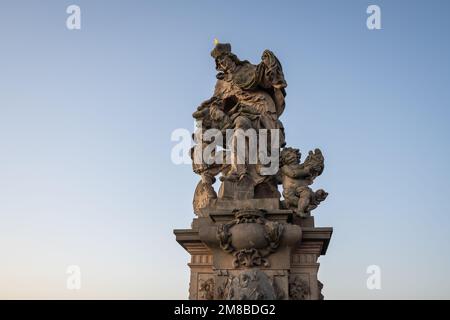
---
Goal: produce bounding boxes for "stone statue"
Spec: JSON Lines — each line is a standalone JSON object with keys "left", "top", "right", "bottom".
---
{"left": 175, "top": 42, "right": 333, "bottom": 301}
{"left": 279, "top": 147, "right": 328, "bottom": 217}
{"left": 191, "top": 42, "right": 328, "bottom": 218}
{"left": 198, "top": 278, "right": 215, "bottom": 300}
{"left": 192, "top": 42, "right": 288, "bottom": 213}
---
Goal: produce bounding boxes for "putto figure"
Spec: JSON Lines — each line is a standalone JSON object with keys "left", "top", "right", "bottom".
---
{"left": 279, "top": 148, "right": 328, "bottom": 217}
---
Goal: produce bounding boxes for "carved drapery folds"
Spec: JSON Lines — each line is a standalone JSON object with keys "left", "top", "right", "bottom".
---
{"left": 198, "top": 278, "right": 215, "bottom": 300}
{"left": 280, "top": 148, "right": 328, "bottom": 217}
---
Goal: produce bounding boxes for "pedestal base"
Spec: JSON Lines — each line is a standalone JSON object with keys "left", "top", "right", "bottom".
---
{"left": 174, "top": 209, "right": 332, "bottom": 300}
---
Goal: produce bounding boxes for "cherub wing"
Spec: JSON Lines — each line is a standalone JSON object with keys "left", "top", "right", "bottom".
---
{"left": 303, "top": 149, "right": 325, "bottom": 176}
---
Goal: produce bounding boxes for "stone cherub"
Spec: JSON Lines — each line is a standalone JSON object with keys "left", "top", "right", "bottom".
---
{"left": 279, "top": 147, "right": 328, "bottom": 217}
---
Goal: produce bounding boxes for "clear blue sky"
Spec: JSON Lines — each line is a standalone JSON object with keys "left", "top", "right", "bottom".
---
{"left": 0, "top": 0, "right": 449, "bottom": 299}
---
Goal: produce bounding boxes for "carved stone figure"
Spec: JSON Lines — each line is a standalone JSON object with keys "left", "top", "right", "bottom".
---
{"left": 174, "top": 42, "right": 333, "bottom": 301}
{"left": 198, "top": 278, "right": 215, "bottom": 300}
{"left": 192, "top": 43, "right": 288, "bottom": 213}
{"left": 289, "top": 276, "right": 310, "bottom": 300}
{"left": 219, "top": 269, "right": 277, "bottom": 300}
{"left": 280, "top": 147, "right": 328, "bottom": 217}
{"left": 191, "top": 42, "right": 328, "bottom": 219}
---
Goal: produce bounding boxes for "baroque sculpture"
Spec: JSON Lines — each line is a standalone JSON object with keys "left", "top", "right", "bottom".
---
{"left": 280, "top": 148, "right": 328, "bottom": 217}
{"left": 175, "top": 42, "right": 333, "bottom": 300}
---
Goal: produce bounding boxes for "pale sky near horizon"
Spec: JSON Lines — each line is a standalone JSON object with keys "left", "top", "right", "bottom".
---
{"left": 1, "top": 0, "right": 450, "bottom": 299}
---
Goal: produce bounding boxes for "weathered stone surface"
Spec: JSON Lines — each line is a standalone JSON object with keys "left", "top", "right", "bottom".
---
{"left": 218, "top": 269, "right": 277, "bottom": 300}
{"left": 174, "top": 214, "right": 332, "bottom": 299}
{"left": 175, "top": 42, "right": 333, "bottom": 300}
{"left": 280, "top": 148, "right": 328, "bottom": 217}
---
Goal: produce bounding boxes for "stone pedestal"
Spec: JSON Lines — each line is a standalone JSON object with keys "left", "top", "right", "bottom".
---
{"left": 174, "top": 207, "right": 332, "bottom": 300}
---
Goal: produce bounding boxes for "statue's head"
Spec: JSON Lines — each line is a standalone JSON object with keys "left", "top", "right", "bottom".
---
{"left": 281, "top": 147, "right": 301, "bottom": 165}
{"left": 211, "top": 42, "right": 241, "bottom": 73}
